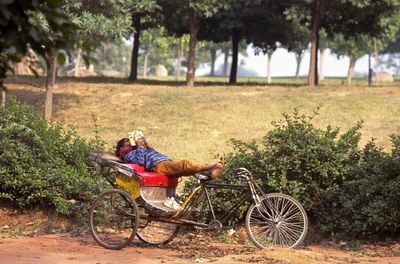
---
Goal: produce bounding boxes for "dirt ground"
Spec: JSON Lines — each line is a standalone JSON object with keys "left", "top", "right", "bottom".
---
{"left": 0, "top": 206, "right": 399, "bottom": 264}
{"left": 0, "top": 232, "right": 399, "bottom": 264}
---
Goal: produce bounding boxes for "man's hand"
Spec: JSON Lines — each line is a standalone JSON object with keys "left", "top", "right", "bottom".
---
{"left": 136, "top": 138, "right": 151, "bottom": 148}
{"left": 143, "top": 139, "right": 151, "bottom": 148}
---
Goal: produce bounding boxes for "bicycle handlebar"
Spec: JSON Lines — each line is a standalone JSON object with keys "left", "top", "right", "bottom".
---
{"left": 234, "top": 167, "right": 252, "bottom": 178}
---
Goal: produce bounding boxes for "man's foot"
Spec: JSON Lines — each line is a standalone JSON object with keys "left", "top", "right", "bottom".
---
{"left": 163, "top": 197, "right": 181, "bottom": 210}
{"left": 210, "top": 157, "right": 224, "bottom": 179}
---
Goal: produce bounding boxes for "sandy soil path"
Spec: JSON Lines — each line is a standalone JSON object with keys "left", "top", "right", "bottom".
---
{"left": 0, "top": 234, "right": 399, "bottom": 264}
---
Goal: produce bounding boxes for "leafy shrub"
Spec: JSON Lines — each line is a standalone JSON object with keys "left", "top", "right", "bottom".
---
{"left": 323, "top": 137, "right": 400, "bottom": 237}
{"left": 191, "top": 108, "right": 400, "bottom": 238}
{"left": 0, "top": 98, "right": 105, "bottom": 216}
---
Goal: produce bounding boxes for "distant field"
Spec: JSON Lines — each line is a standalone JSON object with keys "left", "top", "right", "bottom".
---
{"left": 5, "top": 75, "right": 400, "bottom": 163}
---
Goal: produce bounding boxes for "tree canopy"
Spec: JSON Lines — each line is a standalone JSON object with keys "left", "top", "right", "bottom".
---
{"left": 1, "top": 0, "right": 400, "bottom": 86}
{"left": 0, "top": 0, "right": 76, "bottom": 78}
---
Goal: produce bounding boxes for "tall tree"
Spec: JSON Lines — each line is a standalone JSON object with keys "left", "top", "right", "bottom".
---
{"left": 307, "top": 0, "right": 320, "bottom": 86}
{"left": 253, "top": 44, "right": 277, "bottom": 84}
{"left": 198, "top": 41, "right": 220, "bottom": 76}
{"left": 160, "top": 0, "right": 229, "bottom": 86}
{"left": 44, "top": 54, "right": 57, "bottom": 121}
{"left": 198, "top": 1, "right": 269, "bottom": 83}
{"left": 281, "top": 7, "right": 310, "bottom": 78}
{"left": 126, "top": 0, "right": 159, "bottom": 82}
{"left": 173, "top": 35, "right": 190, "bottom": 80}
{"left": 318, "top": 30, "right": 329, "bottom": 81}
{"left": 265, "top": 48, "right": 274, "bottom": 84}
{"left": 330, "top": 34, "right": 370, "bottom": 86}
{"left": 139, "top": 27, "right": 177, "bottom": 76}
{"left": 381, "top": 24, "right": 400, "bottom": 76}
{"left": 94, "top": 40, "right": 132, "bottom": 75}
{"left": 0, "top": 0, "right": 75, "bottom": 108}
{"left": 63, "top": 0, "right": 132, "bottom": 77}
{"left": 303, "top": 0, "right": 400, "bottom": 87}
{"left": 244, "top": 1, "right": 293, "bottom": 84}
{"left": 222, "top": 45, "right": 230, "bottom": 76}
{"left": 41, "top": 0, "right": 131, "bottom": 120}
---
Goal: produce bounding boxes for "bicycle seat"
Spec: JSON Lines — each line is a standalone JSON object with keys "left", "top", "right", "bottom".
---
{"left": 194, "top": 172, "right": 212, "bottom": 181}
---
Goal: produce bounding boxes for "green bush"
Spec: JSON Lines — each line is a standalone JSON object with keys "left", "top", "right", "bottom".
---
{"left": 0, "top": 98, "right": 105, "bottom": 216}
{"left": 323, "top": 137, "right": 400, "bottom": 237}
{"left": 198, "top": 108, "right": 400, "bottom": 239}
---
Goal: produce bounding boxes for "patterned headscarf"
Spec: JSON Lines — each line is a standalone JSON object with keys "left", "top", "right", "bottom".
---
{"left": 115, "top": 138, "right": 132, "bottom": 160}
{"left": 118, "top": 145, "right": 133, "bottom": 160}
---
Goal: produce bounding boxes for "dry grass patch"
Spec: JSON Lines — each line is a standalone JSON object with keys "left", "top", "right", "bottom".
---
{"left": 5, "top": 76, "right": 400, "bottom": 162}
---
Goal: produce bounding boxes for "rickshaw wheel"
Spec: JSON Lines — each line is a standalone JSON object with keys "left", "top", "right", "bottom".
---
{"left": 89, "top": 189, "right": 139, "bottom": 250}
{"left": 245, "top": 193, "right": 308, "bottom": 249}
{"left": 136, "top": 213, "right": 179, "bottom": 245}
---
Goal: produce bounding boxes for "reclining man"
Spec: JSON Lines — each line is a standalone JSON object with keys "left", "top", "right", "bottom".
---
{"left": 115, "top": 130, "right": 224, "bottom": 209}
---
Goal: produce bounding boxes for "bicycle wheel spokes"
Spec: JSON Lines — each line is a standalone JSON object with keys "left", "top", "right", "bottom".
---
{"left": 89, "top": 189, "right": 139, "bottom": 250}
{"left": 246, "top": 193, "right": 308, "bottom": 249}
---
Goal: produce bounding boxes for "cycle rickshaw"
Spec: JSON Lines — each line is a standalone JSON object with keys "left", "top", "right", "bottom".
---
{"left": 89, "top": 152, "right": 308, "bottom": 250}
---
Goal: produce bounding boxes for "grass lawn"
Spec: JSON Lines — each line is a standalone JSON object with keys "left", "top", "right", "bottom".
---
{"left": 5, "top": 75, "right": 400, "bottom": 163}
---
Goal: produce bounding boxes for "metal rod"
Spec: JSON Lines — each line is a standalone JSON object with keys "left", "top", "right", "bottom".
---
{"left": 204, "top": 183, "right": 250, "bottom": 190}
{"left": 218, "top": 193, "right": 252, "bottom": 224}
{"left": 204, "top": 187, "right": 217, "bottom": 220}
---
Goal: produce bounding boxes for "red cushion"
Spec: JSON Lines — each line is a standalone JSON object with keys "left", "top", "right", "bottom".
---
{"left": 126, "top": 164, "right": 178, "bottom": 187}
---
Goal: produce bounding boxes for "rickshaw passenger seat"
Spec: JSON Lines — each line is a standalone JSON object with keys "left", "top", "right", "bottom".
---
{"left": 126, "top": 163, "right": 179, "bottom": 187}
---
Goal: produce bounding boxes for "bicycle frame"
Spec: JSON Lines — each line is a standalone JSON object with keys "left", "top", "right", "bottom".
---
{"left": 92, "top": 157, "right": 266, "bottom": 230}
{"left": 142, "top": 168, "right": 267, "bottom": 229}
{"left": 178, "top": 182, "right": 252, "bottom": 225}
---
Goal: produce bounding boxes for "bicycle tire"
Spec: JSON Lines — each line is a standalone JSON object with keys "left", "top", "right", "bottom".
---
{"left": 137, "top": 217, "right": 179, "bottom": 245}
{"left": 245, "top": 193, "right": 308, "bottom": 249}
{"left": 89, "top": 189, "right": 139, "bottom": 250}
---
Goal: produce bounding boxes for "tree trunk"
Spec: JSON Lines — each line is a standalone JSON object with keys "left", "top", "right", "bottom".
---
{"left": 229, "top": 29, "right": 240, "bottom": 84}
{"left": 102, "top": 43, "right": 107, "bottom": 65}
{"left": 210, "top": 48, "right": 216, "bottom": 76}
{"left": 0, "top": 79, "right": 5, "bottom": 108}
{"left": 129, "top": 12, "right": 141, "bottom": 83}
{"left": 85, "top": 50, "right": 91, "bottom": 70}
{"left": 308, "top": 0, "right": 320, "bottom": 87}
{"left": 266, "top": 50, "right": 273, "bottom": 84}
{"left": 295, "top": 51, "right": 303, "bottom": 77}
{"left": 44, "top": 54, "right": 57, "bottom": 121}
{"left": 186, "top": 8, "right": 199, "bottom": 86}
{"left": 175, "top": 38, "right": 183, "bottom": 80}
{"left": 346, "top": 56, "right": 356, "bottom": 86}
{"left": 368, "top": 53, "right": 372, "bottom": 87}
{"left": 223, "top": 48, "right": 229, "bottom": 76}
{"left": 314, "top": 27, "right": 320, "bottom": 85}
{"left": 143, "top": 53, "right": 148, "bottom": 78}
{"left": 373, "top": 38, "right": 379, "bottom": 73}
{"left": 74, "top": 47, "right": 82, "bottom": 77}
{"left": 319, "top": 48, "right": 326, "bottom": 81}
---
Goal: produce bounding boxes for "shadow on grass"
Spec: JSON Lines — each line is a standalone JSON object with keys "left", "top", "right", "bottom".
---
{"left": 7, "top": 86, "right": 84, "bottom": 117}
{"left": 7, "top": 74, "right": 398, "bottom": 87}
{"left": 5, "top": 74, "right": 308, "bottom": 88}
{"left": 136, "top": 78, "right": 308, "bottom": 87}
